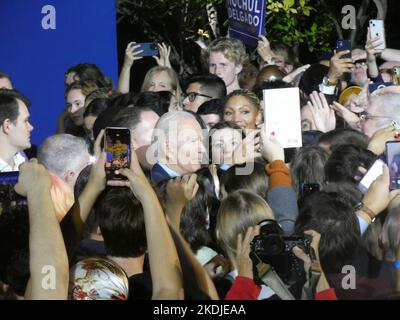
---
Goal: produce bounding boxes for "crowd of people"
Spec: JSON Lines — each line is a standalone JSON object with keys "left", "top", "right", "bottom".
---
{"left": 1, "top": 23, "right": 400, "bottom": 300}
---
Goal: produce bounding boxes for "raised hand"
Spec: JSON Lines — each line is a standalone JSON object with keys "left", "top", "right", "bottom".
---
{"left": 123, "top": 42, "right": 143, "bottom": 68}
{"left": 153, "top": 42, "right": 172, "bottom": 68}
{"left": 308, "top": 91, "right": 336, "bottom": 133}
{"left": 231, "top": 129, "right": 261, "bottom": 165}
{"left": 330, "top": 101, "right": 359, "bottom": 129}
{"left": 259, "top": 124, "right": 284, "bottom": 163}
{"left": 363, "top": 164, "right": 400, "bottom": 218}
{"left": 166, "top": 174, "right": 199, "bottom": 208}
{"left": 366, "top": 27, "right": 385, "bottom": 59}
{"left": 15, "top": 159, "right": 52, "bottom": 197}
{"left": 327, "top": 50, "right": 354, "bottom": 83}
{"left": 367, "top": 126, "right": 398, "bottom": 155}
{"left": 257, "top": 35, "right": 274, "bottom": 65}
{"left": 235, "top": 226, "right": 260, "bottom": 279}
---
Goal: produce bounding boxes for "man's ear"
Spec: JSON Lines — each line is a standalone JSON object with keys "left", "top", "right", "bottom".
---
{"left": 235, "top": 63, "right": 243, "bottom": 76}
{"left": 63, "top": 170, "right": 76, "bottom": 187}
{"left": 163, "top": 139, "right": 174, "bottom": 162}
{"left": 2, "top": 119, "right": 13, "bottom": 134}
{"left": 216, "top": 228, "right": 221, "bottom": 241}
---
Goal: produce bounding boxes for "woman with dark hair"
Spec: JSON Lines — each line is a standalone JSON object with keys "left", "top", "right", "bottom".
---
{"left": 65, "top": 63, "right": 113, "bottom": 92}
{"left": 290, "top": 146, "right": 330, "bottom": 199}
{"left": 223, "top": 89, "right": 262, "bottom": 130}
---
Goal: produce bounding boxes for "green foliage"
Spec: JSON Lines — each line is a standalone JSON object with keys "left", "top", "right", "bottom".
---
{"left": 117, "top": 0, "right": 225, "bottom": 76}
{"left": 265, "top": 0, "right": 334, "bottom": 54}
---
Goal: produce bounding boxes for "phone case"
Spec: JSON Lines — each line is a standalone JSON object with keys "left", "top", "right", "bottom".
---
{"left": 104, "top": 127, "right": 131, "bottom": 180}
{"left": 336, "top": 40, "right": 352, "bottom": 59}
{"left": 369, "top": 20, "right": 386, "bottom": 50}
{"left": 358, "top": 159, "right": 384, "bottom": 193}
{"left": 136, "top": 42, "right": 159, "bottom": 57}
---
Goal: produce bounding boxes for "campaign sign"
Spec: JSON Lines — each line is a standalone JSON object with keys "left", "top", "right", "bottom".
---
{"left": 226, "top": 0, "right": 267, "bottom": 46}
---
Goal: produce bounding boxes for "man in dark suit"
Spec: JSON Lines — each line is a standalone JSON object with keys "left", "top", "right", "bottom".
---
{"left": 149, "top": 111, "right": 207, "bottom": 184}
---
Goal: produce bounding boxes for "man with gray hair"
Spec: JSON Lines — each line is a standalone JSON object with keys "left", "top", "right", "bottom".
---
{"left": 360, "top": 93, "right": 400, "bottom": 138}
{"left": 37, "top": 134, "right": 90, "bottom": 189}
{"left": 149, "top": 110, "right": 207, "bottom": 183}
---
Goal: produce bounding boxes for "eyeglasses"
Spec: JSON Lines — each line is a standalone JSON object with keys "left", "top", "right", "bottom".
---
{"left": 182, "top": 92, "right": 213, "bottom": 102}
{"left": 358, "top": 111, "right": 393, "bottom": 121}
{"left": 354, "top": 59, "right": 367, "bottom": 66}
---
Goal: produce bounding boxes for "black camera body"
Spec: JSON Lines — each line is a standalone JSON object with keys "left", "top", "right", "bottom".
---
{"left": 250, "top": 219, "right": 314, "bottom": 285}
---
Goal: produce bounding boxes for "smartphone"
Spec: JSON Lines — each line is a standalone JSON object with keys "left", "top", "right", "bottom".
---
{"left": 0, "top": 171, "right": 26, "bottom": 206}
{"left": 336, "top": 40, "right": 352, "bottom": 59}
{"left": 393, "top": 67, "right": 400, "bottom": 85}
{"left": 369, "top": 82, "right": 393, "bottom": 94}
{"left": 369, "top": 19, "right": 386, "bottom": 50}
{"left": 104, "top": 127, "right": 131, "bottom": 180}
{"left": 135, "top": 42, "right": 159, "bottom": 57}
{"left": 300, "top": 183, "right": 320, "bottom": 199}
{"left": 386, "top": 141, "right": 400, "bottom": 190}
{"left": 358, "top": 159, "right": 385, "bottom": 193}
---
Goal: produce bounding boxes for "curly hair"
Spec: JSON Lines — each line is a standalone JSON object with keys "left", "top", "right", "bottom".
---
{"left": 204, "top": 37, "right": 248, "bottom": 66}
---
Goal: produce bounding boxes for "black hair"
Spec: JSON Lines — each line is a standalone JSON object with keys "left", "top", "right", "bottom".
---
{"left": 290, "top": 145, "right": 330, "bottom": 198}
{"left": 65, "top": 63, "right": 113, "bottom": 90}
{"left": 298, "top": 64, "right": 329, "bottom": 96}
{"left": 318, "top": 128, "right": 369, "bottom": 151}
{"left": 184, "top": 74, "right": 227, "bottom": 99}
{"left": 197, "top": 99, "right": 224, "bottom": 119}
{"left": 83, "top": 98, "right": 109, "bottom": 118}
{"left": 96, "top": 188, "right": 147, "bottom": 258}
{"left": 0, "top": 204, "right": 30, "bottom": 297}
{"left": 132, "top": 91, "right": 171, "bottom": 116}
{"left": 0, "top": 89, "right": 31, "bottom": 125}
{"left": 253, "top": 80, "right": 293, "bottom": 100}
{"left": 0, "top": 71, "right": 12, "bottom": 82}
{"left": 295, "top": 191, "right": 360, "bottom": 274}
{"left": 324, "top": 144, "right": 377, "bottom": 184}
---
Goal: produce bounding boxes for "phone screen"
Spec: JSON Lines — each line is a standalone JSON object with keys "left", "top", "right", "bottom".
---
{"left": 386, "top": 141, "right": 400, "bottom": 190}
{"left": 104, "top": 127, "right": 131, "bottom": 180}
{"left": 336, "top": 40, "right": 352, "bottom": 59}
{"left": 358, "top": 159, "right": 384, "bottom": 193}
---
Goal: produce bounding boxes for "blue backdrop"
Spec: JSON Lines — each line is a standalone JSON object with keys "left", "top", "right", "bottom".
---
{"left": 0, "top": 0, "right": 118, "bottom": 147}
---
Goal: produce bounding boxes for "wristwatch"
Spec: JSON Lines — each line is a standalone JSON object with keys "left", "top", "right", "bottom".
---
{"left": 322, "top": 76, "right": 338, "bottom": 87}
{"left": 354, "top": 202, "right": 376, "bottom": 223}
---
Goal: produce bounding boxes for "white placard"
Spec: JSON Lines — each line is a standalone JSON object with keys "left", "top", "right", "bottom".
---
{"left": 263, "top": 87, "right": 302, "bottom": 148}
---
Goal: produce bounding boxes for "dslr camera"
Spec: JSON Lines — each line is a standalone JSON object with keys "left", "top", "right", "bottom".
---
{"left": 250, "top": 219, "right": 314, "bottom": 285}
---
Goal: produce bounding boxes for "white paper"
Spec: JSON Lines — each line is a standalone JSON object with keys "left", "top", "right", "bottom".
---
{"left": 263, "top": 87, "right": 302, "bottom": 148}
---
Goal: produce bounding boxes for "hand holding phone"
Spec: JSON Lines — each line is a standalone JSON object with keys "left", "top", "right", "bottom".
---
{"left": 336, "top": 40, "right": 352, "bottom": 59}
{"left": 104, "top": 127, "right": 131, "bottom": 181}
{"left": 358, "top": 159, "right": 384, "bottom": 193}
{"left": 369, "top": 20, "right": 386, "bottom": 50}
